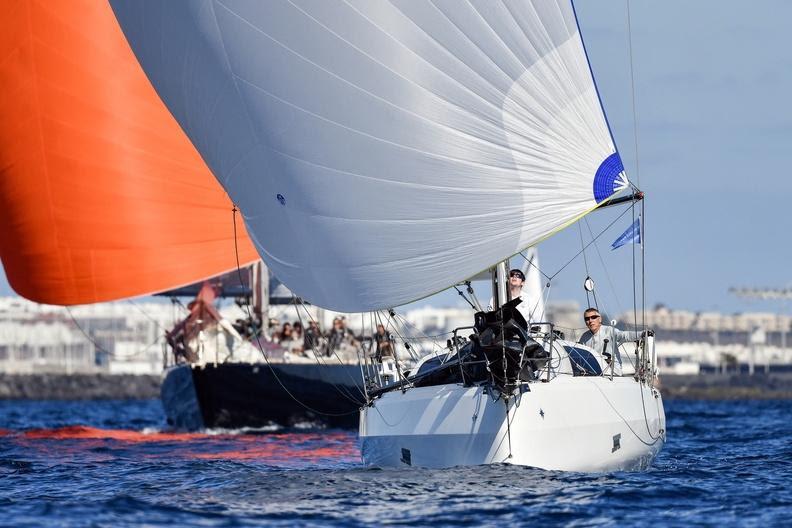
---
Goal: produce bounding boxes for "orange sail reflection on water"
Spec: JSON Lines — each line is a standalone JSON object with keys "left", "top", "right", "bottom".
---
{"left": 15, "top": 426, "right": 359, "bottom": 466}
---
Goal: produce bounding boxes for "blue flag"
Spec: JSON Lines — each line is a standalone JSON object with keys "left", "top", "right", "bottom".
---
{"left": 611, "top": 217, "right": 641, "bottom": 250}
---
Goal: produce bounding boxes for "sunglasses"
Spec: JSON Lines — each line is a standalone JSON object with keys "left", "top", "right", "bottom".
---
{"left": 584, "top": 315, "right": 600, "bottom": 322}
{"left": 509, "top": 273, "right": 523, "bottom": 278}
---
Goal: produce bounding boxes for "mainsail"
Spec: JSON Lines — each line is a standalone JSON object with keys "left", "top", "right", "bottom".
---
{"left": 111, "top": 0, "right": 629, "bottom": 311}
{"left": 0, "top": 0, "right": 260, "bottom": 305}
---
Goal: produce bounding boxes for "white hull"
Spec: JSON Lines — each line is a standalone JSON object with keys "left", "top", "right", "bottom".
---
{"left": 360, "top": 377, "right": 665, "bottom": 472}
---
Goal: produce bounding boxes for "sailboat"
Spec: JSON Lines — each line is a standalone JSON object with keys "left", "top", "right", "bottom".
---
{"left": 157, "top": 262, "right": 366, "bottom": 431}
{"left": 109, "top": 0, "right": 666, "bottom": 470}
{"left": 0, "top": 0, "right": 364, "bottom": 432}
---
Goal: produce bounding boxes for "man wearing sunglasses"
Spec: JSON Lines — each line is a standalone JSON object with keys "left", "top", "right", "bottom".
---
{"left": 578, "top": 308, "right": 647, "bottom": 376}
{"left": 487, "top": 268, "right": 533, "bottom": 324}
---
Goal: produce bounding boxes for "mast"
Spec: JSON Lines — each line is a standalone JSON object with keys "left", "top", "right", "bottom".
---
{"left": 251, "top": 261, "right": 268, "bottom": 326}
{"left": 491, "top": 261, "right": 510, "bottom": 311}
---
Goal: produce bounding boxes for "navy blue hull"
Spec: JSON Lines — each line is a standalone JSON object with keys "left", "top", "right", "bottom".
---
{"left": 162, "top": 363, "right": 365, "bottom": 430}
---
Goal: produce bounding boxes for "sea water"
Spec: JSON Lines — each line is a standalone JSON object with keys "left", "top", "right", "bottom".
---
{"left": 0, "top": 398, "right": 789, "bottom": 526}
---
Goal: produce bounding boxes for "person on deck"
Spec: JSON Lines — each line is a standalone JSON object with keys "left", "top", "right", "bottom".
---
{"left": 326, "top": 317, "right": 357, "bottom": 357}
{"left": 304, "top": 320, "right": 322, "bottom": 352}
{"left": 488, "top": 269, "right": 534, "bottom": 326}
{"left": 373, "top": 324, "right": 394, "bottom": 361}
{"left": 578, "top": 307, "right": 647, "bottom": 375}
{"left": 274, "top": 322, "right": 292, "bottom": 344}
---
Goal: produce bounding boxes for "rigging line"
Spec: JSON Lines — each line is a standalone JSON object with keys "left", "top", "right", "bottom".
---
{"left": 591, "top": 284, "right": 600, "bottom": 313}
{"left": 641, "top": 198, "right": 647, "bottom": 331}
{"left": 631, "top": 203, "right": 639, "bottom": 332}
{"left": 504, "top": 398, "right": 513, "bottom": 460}
{"left": 63, "top": 306, "right": 112, "bottom": 355}
{"left": 528, "top": 281, "right": 550, "bottom": 323}
{"left": 231, "top": 206, "right": 358, "bottom": 418}
{"left": 289, "top": 299, "right": 366, "bottom": 405}
{"left": 391, "top": 311, "right": 447, "bottom": 360}
{"left": 466, "top": 283, "right": 484, "bottom": 312}
{"left": 584, "top": 217, "right": 626, "bottom": 318}
{"left": 538, "top": 283, "right": 552, "bottom": 324}
{"left": 626, "top": 0, "right": 642, "bottom": 187}
{"left": 587, "top": 378, "right": 662, "bottom": 447}
{"left": 549, "top": 205, "right": 633, "bottom": 281}
{"left": 637, "top": 374, "right": 664, "bottom": 441}
{"left": 384, "top": 311, "right": 420, "bottom": 363}
{"left": 125, "top": 299, "right": 169, "bottom": 334}
{"left": 577, "top": 223, "right": 592, "bottom": 308}
{"left": 519, "top": 251, "right": 552, "bottom": 281}
{"left": 64, "top": 307, "right": 112, "bottom": 356}
{"left": 453, "top": 285, "right": 477, "bottom": 310}
{"left": 68, "top": 303, "right": 168, "bottom": 359}
{"left": 291, "top": 299, "right": 367, "bottom": 402}
{"left": 375, "top": 311, "right": 412, "bottom": 381}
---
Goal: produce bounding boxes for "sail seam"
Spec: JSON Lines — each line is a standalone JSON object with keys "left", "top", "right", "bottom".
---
{"left": 217, "top": 0, "right": 564, "bottom": 161}
{"left": 208, "top": 0, "right": 264, "bottom": 188}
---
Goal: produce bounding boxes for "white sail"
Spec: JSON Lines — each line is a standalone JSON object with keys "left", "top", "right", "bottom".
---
{"left": 111, "top": 0, "right": 629, "bottom": 312}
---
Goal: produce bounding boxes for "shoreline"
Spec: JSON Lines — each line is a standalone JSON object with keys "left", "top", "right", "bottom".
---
{"left": 0, "top": 373, "right": 161, "bottom": 400}
{"left": 659, "top": 373, "right": 792, "bottom": 400}
{"left": 1, "top": 372, "right": 791, "bottom": 401}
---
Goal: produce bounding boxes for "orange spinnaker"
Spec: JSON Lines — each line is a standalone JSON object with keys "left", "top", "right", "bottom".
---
{"left": 0, "top": 0, "right": 260, "bottom": 305}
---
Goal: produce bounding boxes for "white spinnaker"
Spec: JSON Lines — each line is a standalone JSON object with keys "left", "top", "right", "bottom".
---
{"left": 111, "top": 0, "right": 623, "bottom": 312}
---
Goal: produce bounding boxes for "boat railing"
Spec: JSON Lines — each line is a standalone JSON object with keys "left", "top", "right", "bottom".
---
{"left": 452, "top": 326, "right": 478, "bottom": 385}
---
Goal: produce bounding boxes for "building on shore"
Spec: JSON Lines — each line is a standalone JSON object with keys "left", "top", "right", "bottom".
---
{"left": 2, "top": 294, "right": 791, "bottom": 376}
{"left": 618, "top": 305, "right": 792, "bottom": 374}
{"left": 0, "top": 297, "right": 178, "bottom": 375}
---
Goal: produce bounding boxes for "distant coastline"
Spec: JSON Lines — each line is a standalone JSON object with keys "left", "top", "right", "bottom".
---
{"left": 0, "top": 373, "right": 160, "bottom": 400}
{"left": 1, "top": 372, "right": 791, "bottom": 401}
{"left": 659, "top": 373, "right": 792, "bottom": 400}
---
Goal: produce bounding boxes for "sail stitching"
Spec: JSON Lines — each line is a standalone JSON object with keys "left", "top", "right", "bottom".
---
{"left": 219, "top": 0, "right": 554, "bottom": 160}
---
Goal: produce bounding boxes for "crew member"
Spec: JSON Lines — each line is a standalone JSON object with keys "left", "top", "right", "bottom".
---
{"left": 578, "top": 307, "right": 647, "bottom": 375}
{"left": 488, "top": 269, "right": 534, "bottom": 325}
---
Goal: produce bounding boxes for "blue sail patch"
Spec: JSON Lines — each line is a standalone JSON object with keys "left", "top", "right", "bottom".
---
{"left": 593, "top": 152, "right": 629, "bottom": 203}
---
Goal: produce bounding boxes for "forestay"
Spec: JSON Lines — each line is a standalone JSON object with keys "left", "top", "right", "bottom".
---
{"left": 111, "top": 0, "right": 628, "bottom": 312}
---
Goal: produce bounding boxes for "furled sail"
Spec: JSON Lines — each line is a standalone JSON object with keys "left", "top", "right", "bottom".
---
{"left": 111, "top": 0, "right": 629, "bottom": 312}
{"left": 0, "top": 0, "right": 260, "bottom": 305}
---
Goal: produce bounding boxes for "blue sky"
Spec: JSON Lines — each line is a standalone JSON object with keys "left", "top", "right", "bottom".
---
{"left": 570, "top": 0, "right": 792, "bottom": 315}
{"left": 2, "top": 0, "right": 790, "bottom": 316}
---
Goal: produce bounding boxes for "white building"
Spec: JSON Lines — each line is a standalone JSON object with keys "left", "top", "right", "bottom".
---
{"left": 0, "top": 296, "right": 177, "bottom": 375}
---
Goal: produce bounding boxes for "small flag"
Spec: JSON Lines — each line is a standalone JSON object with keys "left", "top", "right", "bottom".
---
{"left": 611, "top": 217, "right": 641, "bottom": 250}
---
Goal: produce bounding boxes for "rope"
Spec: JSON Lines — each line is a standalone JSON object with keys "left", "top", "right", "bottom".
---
{"left": 584, "top": 217, "right": 626, "bottom": 317}
{"left": 587, "top": 377, "right": 663, "bottom": 447}
{"left": 466, "top": 282, "right": 485, "bottom": 312}
{"left": 641, "top": 198, "right": 647, "bottom": 332}
{"left": 578, "top": 224, "right": 593, "bottom": 309}
{"left": 519, "top": 250, "right": 552, "bottom": 282}
{"left": 231, "top": 206, "right": 358, "bottom": 418}
{"left": 453, "top": 285, "right": 477, "bottom": 310}
{"left": 631, "top": 204, "right": 639, "bottom": 332}
{"left": 289, "top": 299, "right": 367, "bottom": 404}
{"left": 549, "top": 205, "right": 633, "bottom": 281}
{"left": 391, "top": 311, "right": 446, "bottom": 359}
{"left": 626, "top": 0, "right": 642, "bottom": 188}
{"left": 64, "top": 307, "right": 113, "bottom": 357}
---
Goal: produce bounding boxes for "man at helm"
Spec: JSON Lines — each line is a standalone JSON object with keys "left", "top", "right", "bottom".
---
{"left": 578, "top": 307, "right": 649, "bottom": 375}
